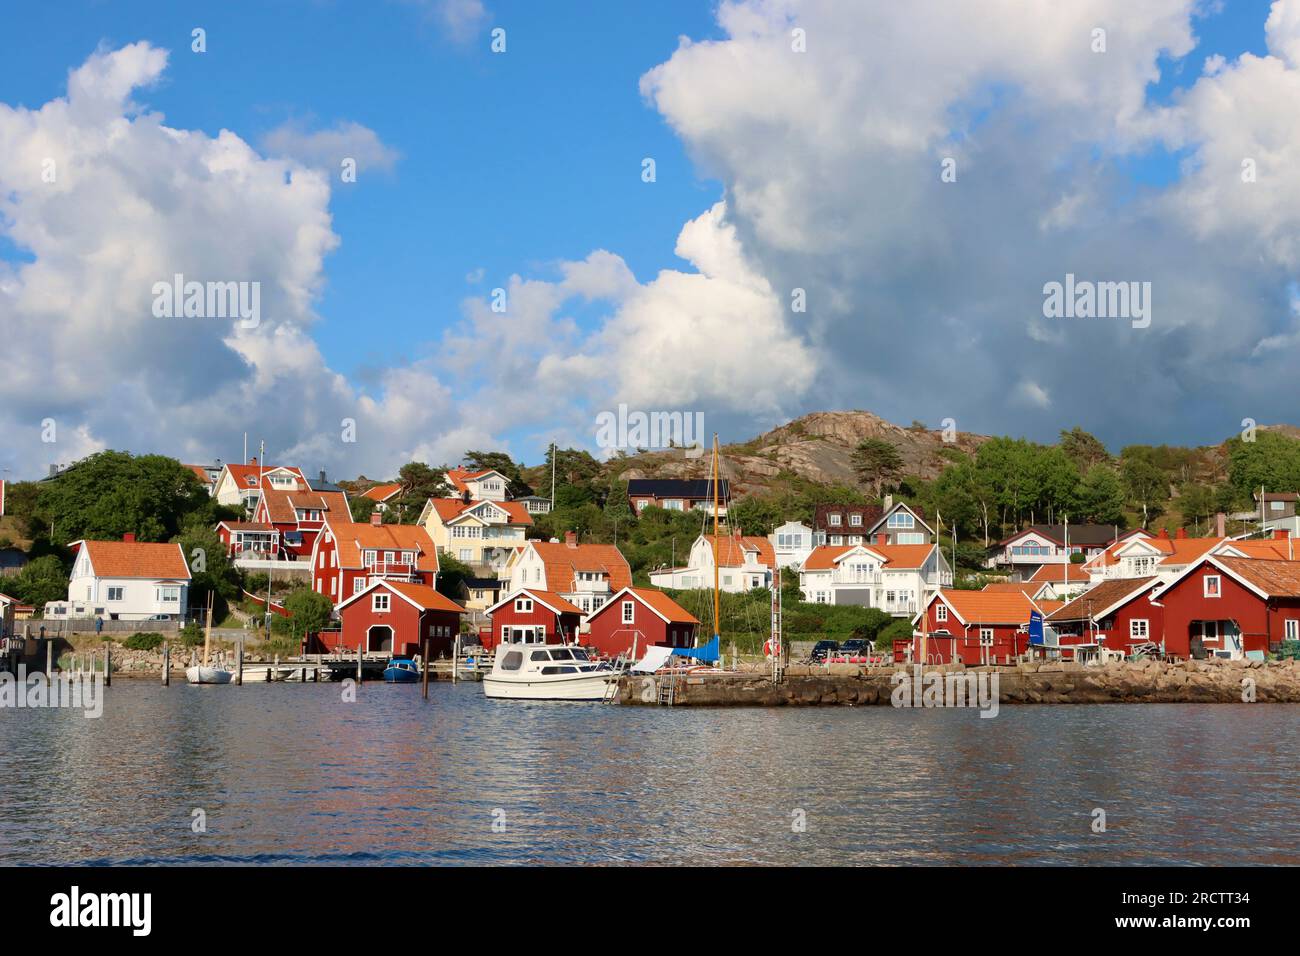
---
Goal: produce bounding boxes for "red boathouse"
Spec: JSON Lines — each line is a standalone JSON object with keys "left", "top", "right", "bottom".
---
{"left": 483, "top": 589, "right": 583, "bottom": 651}
{"left": 333, "top": 579, "right": 465, "bottom": 659}
{"left": 1152, "top": 555, "right": 1300, "bottom": 659}
{"left": 907, "top": 590, "right": 1041, "bottom": 665}
{"left": 585, "top": 587, "right": 699, "bottom": 659}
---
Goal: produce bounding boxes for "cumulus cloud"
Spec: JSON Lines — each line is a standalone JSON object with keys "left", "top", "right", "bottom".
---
{"left": 260, "top": 119, "right": 400, "bottom": 176}
{"left": 637, "top": 0, "right": 1300, "bottom": 446}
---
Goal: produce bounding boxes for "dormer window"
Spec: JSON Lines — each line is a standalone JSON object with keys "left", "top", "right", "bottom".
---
{"left": 829, "top": 514, "right": 842, "bottom": 526}
{"left": 849, "top": 514, "right": 862, "bottom": 527}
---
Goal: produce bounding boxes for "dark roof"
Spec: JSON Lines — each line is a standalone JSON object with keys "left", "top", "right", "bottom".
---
{"left": 627, "top": 479, "right": 729, "bottom": 500}
{"left": 1046, "top": 577, "right": 1159, "bottom": 622}
{"left": 1003, "top": 524, "right": 1122, "bottom": 547}
{"left": 814, "top": 503, "right": 884, "bottom": 527}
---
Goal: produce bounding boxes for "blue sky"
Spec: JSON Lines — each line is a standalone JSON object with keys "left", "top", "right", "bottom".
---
{"left": 0, "top": 0, "right": 724, "bottom": 391}
{"left": 3, "top": 1, "right": 1300, "bottom": 479}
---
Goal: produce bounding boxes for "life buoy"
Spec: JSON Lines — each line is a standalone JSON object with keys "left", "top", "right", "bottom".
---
{"left": 764, "top": 638, "right": 781, "bottom": 659}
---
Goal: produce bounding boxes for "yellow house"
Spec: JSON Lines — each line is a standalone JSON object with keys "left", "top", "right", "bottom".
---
{"left": 418, "top": 497, "right": 532, "bottom": 574}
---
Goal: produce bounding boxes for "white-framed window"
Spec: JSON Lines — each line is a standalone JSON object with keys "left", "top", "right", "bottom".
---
{"left": 1287, "top": 620, "right": 1299, "bottom": 641}
{"left": 1204, "top": 575, "right": 1221, "bottom": 598}
{"left": 622, "top": 601, "right": 635, "bottom": 624}
{"left": 107, "top": 587, "right": 124, "bottom": 602}
{"left": 515, "top": 598, "right": 533, "bottom": 613}
{"left": 353, "top": 578, "right": 365, "bottom": 595}
{"left": 828, "top": 514, "right": 842, "bottom": 526}
{"left": 830, "top": 535, "right": 843, "bottom": 546}
{"left": 1130, "top": 619, "right": 1149, "bottom": 639}
{"left": 936, "top": 604, "right": 948, "bottom": 622}
{"left": 979, "top": 627, "right": 994, "bottom": 646}
{"left": 849, "top": 514, "right": 862, "bottom": 526}
{"left": 459, "top": 549, "right": 472, "bottom": 562}
{"left": 1271, "top": 500, "right": 1285, "bottom": 511}
{"left": 896, "top": 533, "right": 926, "bottom": 545}
{"left": 372, "top": 593, "right": 390, "bottom": 612}
{"left": 888, "top": 512, "right": 915, "bottom": 529}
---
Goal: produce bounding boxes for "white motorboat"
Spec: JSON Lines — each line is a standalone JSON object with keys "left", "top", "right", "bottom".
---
{"left": 483, "top": 643, "right": 619, "bottom": 701}
{"left": 185, "top": 664, "right": 233, "bottom": 684}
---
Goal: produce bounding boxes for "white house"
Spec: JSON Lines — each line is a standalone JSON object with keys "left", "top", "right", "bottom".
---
{"left": 445, "top": 468, "right": 511, "bottom": 502}
{"left": 210, "top": 460, "right": 306, "bottom": 514}
{"left": 648, "top": 534, "right": 776, "bottom": 593}
{"left": 798, "top": 543, "right": 952, "bottom": 616}
{"left": 47, "top": 537, "right": 192, "bottom": 621}
{"left": 769, "top": 520, "right": 816, "bottom": 569}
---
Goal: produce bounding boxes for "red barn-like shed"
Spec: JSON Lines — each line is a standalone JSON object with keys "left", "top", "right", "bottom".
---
{"left": 908, "top": 589, "right": 1040, "bottom": 665}
{"left": 585, "top": 587, "right": 699, "bottom": 659}
{"left": 1153, "top": 555, "right": 1300, "bottom": 659}
{"left": 335, "top": 579, "right": 465, "bottom": 659}
{"left": 484, "top": 589, "right": 582, "bottom": 651}
{"left": 1044, "top": 576, "right": 1162, "bottom": 658}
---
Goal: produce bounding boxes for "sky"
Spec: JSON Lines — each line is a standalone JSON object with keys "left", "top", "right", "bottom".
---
{"left": 1, "top": 0, "right": 1299, "bottom": 482}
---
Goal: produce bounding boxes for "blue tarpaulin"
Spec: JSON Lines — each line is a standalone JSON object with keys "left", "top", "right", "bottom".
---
{"left": 670, "top": 634, "right": 721, "bottom": 663}
{"left": 1027, "top": 610, "right": 1045, "bottom": 646}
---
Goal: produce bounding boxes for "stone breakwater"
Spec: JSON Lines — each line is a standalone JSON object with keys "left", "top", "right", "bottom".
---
{"left": 615, "top": 657, "right": 1300, "bottom": 706}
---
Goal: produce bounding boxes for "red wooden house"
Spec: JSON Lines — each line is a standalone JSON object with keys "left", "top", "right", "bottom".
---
{"left": 905, "top": 589, "right": 1041, "bottom": 665}
{"left": 1043, "top": 576, "right": 1162, "bottom": 659}
{"left": 331, "top": 579, "right": 465, "bottom": 658}
{"left": 1151, "top": 556, "right": 1300, "bottom": 659}
{"left": 585, "top": 587, "right": 699, "bottom": 659}
{"left": 253, "top": 483, "right": 350, "bottom": 561}
{"left": 310, "top": 514, "right": 439, "bottom": 605}
{"left": 483, "top": 589, "right": 583, "bottom": 651}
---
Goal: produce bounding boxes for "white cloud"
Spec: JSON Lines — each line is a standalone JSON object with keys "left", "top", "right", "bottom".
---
{"left": 260, "top": 119, "right": 400, "bottom": 176}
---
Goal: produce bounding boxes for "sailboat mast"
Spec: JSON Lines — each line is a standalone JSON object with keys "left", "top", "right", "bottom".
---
{"left": 202, "top": 590, "right": 213, "bottom": 667}
{"left": 712, "top": 434, "right": 721, "bottom": 639}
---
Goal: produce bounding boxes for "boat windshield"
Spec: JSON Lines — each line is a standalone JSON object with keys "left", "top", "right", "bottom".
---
{"left": 569, "top": 649, "right": 590, "bottom": 661}
{"left": 550, "top": 648, "right": 574, "bottom": 660}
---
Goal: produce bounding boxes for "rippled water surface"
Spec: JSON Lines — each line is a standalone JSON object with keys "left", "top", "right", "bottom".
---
{"left": 2, "top": 680, "right": 1297, "bottom": 865}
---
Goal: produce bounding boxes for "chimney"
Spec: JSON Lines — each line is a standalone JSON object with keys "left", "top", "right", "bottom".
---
{"left": 1157, "top": 528, "right": 1169, "bottom": 539}
{"left": 1275, "top": 529, "right": 1289, "bottom": 540}
{"left": 565, "top": 531, "right": 577, "bottom": 549}
{"left": 370, "top": 511, "right": 383, "bottom": 527}
{"left": 123, "top": 532, "right": 136, "bottom": 543}
{"left": 1175, "top": 527, "right": 1186, "bottom": 539}
{"left": 249, "top": 456, "right": 258, "bottom": 467}
{"left": 884, "top": 494, "right": 894, "bottom": 511}
{"left": 1215, "top": 512, "right": 1226, "bottom": 537}
{"left": 319, "top": 469, "right": 327, "bottom": 483}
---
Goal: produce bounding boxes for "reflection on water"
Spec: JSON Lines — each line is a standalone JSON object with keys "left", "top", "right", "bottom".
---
{"left": 2, "top": 681, "right": 1298, "bottom": 865}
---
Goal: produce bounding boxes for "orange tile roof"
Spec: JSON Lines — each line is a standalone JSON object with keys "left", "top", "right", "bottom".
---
{"left": 1027, "top": 563, "right": 1090, "bottom": 582}
{"left": 445, "top": 468, "right": 498, "bottom": 492}
{"left": 709, "top": 534, "right": 776, "bottom": 568}
{"left": 260, "top": 488, "right": 349, "bottom": 525}
{"left": 1047, "top": 577, "right": 1159, "bottom": 622}
{"left": 183, "top": 464, "right": 212, "bottom": 484}
{"left": 1157, "top": 537, "right": 1225, "bottom": 567}
{"left": 329, "top": 521, "right": 438, "bottom": 572}
{"left": 489, "top": 588, "right": 585, "bottom": 616}
{"left": 76, "top": 540, "right": 191, "bottom": 580}
{"left": 627, "top": 587, "right": 699, "bottom": 625}
{"left": 361, "top": 482, "right": 402, "bottom": 502}
{"left": 1216, "top": 557, "right": 1300, "bottom": 597}
{"left": 932, "top": 589, "right": 1039, "bottom": 625}
{"left": 982, "top": 581, "right": 1046, "bottom": 595}
{"left": 529, "top": 541, "right": 633, "bottom": 593}
{"left": 427, "top": 498, "right": 533, "bottom": 526}
{"left": 1221, "top": 538, "right": 1300, "bottom": 560}
{"left": 802, "top": 543, "right": 933, "bottom": 571}
{"left": 385, "top": 581, "right": 464, "bottom": 613}
{"left": 224, "top": 463, "right": 303, "bottom": 488}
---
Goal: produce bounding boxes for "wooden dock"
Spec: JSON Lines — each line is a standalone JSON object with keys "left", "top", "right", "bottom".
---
{"left": 230, "top": 651, "right": 490, "bottom": 683}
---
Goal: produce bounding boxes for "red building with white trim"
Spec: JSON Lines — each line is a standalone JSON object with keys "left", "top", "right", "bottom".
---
{"left": 483, "top": 589, "right": 583, "bottom": 651}
{"left": 1151, "top": 555, "right": 1300, "bottom": 659}
{"left": 332, "top": 579, "right": 465, "bottom": 658}
{"left": 905, "top": 589, "right": 1041, "bottom": 665}
{"left": 310, "top": 514, "right": 439, "bottom": 606}
{"left": 585, "top": 587, "right": 699, "bottom": 659}
{"left": 1044, "top": 576, "right": 1162, "bottom": 659}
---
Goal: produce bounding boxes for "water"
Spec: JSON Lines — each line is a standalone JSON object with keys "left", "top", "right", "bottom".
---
{"left": 2, "top": 680, "right": 1298, "bottom": 865}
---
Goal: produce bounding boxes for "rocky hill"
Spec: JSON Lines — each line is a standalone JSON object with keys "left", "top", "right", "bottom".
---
{"left": 610, "top": 410, "right": 991, "bottom": 498}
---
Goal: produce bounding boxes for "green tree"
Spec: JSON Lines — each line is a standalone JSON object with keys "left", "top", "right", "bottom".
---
{"left": 1177, "top": 483, "right": 1216, "bottom": 535}
{"left": 272, "top": 588, "right": 335, "bottom": 636}
{"left": 1226, "top": 431, "right": 1300, "bottom": 498}
{"left": 175, "top": 520, "right": 241, "bottom": 618}
{"left": 435, "top": 551, "right": 477, "bottom": 601}
{"left": 462, "top": 451, "right": 532, "bottom": 498}
{"left": 851, "top": 438, "right": 904, "bottom": 497}
{"left": 1120, "top": 447, "right": 1169, "bottom": 528}
{"left": 1059, "top": 427, "right": 1111, "bottom": 471}
{"left": 11, "top": 554, "right": 69, "bottom": 610}
{"left": 36, "top": 451, "right": 215, "bottom": 545}
{"left": 1076, "top": 465, "right": 1126, "bottom": 525}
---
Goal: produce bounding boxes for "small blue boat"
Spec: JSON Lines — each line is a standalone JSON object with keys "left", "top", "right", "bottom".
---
{"left": 383, "top": 657, "right": 420, "bottom": 683}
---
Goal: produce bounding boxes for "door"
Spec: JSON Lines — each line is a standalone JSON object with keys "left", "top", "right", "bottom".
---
{"left": 368, "top": 625, "right": 393, "bottom": 653}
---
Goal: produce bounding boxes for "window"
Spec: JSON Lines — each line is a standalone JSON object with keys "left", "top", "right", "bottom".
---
{"left": 830, "top": 535, "right": 843, "bottom": 546}
{"left": 372, "top": 593, "right": 390, "bottom": 612}
{"left": 622, "top": 601, "right": 635, "bottom": 624}
{"left": 459, "top": 549, "right": 472, "bottom": 562}
{"left": 1204, "top": 575, "right": 1221, "bottom": 598}
{"left": 1287, "top": 620, "right": 1299, "bottom": 641}
{"left": 979, "top": 627, "right": 994, "bottom": 646}
{"left": 896, "top": 533, "right": 925, "bottom": 545}
{"left": 353, "top": 579, "right": 365, "bottom": 595}
{"left": 849, "top": 514, "right": 862, "bottom": 527}
{"left": 500, "top": 651, "right": 522, "bottom": 671}
{"left": 1271, "top": 500, "right": 1285, "bottom": 511}
{"left": 107, "top": 587, "right": 124, "bottom": 602}
{"left": 936, "top": 604, "right": 948, "bottom": 622}
{"left": 515, "top": 598, "right": 533, "bottom": 613}
{"left": 887, "top": 512, "right": 915, "bottom": 529}
{"left": 1130, "top": 619, "right": 1149, "bottom": 639}
{"left": 828, "top": 514, "right": 842, "bottom": 526}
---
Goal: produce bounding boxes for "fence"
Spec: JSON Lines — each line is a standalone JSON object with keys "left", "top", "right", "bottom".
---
{"left": 21, "top": 618, "right": 181, "bottom": 636}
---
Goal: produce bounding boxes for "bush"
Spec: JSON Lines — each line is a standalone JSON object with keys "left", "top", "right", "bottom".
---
{"left": 876, "top": 618, "right": 914, "bottom": 647}
{"left": 124, "top": 632, "right": 164, "bottom": 651}
{"left": 179, "top": 622, "right": 204, "bottom": 647}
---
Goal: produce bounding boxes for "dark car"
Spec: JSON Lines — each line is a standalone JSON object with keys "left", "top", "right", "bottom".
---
{"left": 839, "top": 638, "right": 873, "bottom": 657}
{"left": 810, "top": 639, "right": 839, "bottom": 662}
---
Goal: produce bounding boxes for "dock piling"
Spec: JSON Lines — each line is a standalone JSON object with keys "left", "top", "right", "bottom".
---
{"left": 104, "top": 646, "right": 111, "bottom": 686}
{"left": 422, "top": 638, "right": 430, "bottom": 699}
{"left": 356, "top": 645, "right": 362, "bottom": 685}
{"left": 162, "top": 643, "right": 170, "bottom": 685}
{"left": 236, "top": 643, "right": 243, "bottom": 685}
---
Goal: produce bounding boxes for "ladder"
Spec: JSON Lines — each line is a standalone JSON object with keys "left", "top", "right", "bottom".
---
{"left": 771, "top": 567, "right": 785, "bottom": 684}
{"left": 656, "top": 670, "right": 677, "bottom": 706}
